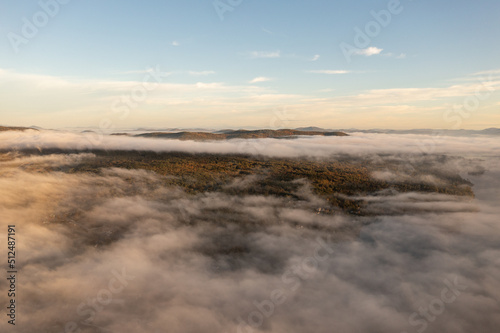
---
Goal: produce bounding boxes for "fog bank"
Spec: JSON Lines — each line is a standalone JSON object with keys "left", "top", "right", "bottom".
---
{"left": 0, "top": 132, "right": 498, "bottom": 333}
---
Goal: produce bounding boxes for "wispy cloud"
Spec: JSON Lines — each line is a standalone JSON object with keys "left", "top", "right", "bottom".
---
{"left": 116, "top": 68, "right": 172, "bottom": 75}
{"left": 250, "top": 77, "right": 273, "bottom": 83}
{"left": 172, "top": 41, "right": 179, "bottom": 47}
{"left": 311, "top": 54, "right": 320, "bottom": 61}
{"left": 188, "top": 71, "right": 216, "bottom": 76}
{"left": 307, "top": 70, "right": 350, "bottom": 75}
{"left": 2, "top": 67, "right": 498, "bottom": 129}
{"left": 384, "top": 52, "right": 406, "bottom": 59}
{"left": 354, "top": 47, "right": 383, "bottom": 56}
{"left": 250, "top": 50, "right": 281, "bottom": 59}
{"left": 473, "top": 69, "right": 500, "bottom": 76}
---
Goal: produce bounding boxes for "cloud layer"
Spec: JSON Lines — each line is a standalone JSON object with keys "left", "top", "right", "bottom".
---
{"left": 2, "top": 67, "right": 498, "bottom": 129}
{"left": 1, "top": 130, "right": 499, "bottom": 158}
{"left": 0, "top": 132, "right": 499, "bottom": 333}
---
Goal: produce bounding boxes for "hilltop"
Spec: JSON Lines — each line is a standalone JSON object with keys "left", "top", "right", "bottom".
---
{"left": 134, "top": 129, "right": 348, "bottom": 140}
{"left": 0, "top": 126, "right": 38, "bottom": 132}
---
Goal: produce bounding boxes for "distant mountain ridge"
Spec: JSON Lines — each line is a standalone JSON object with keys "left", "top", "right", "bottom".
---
{"left": 2, "top": 125, "right": 498, "bottom": 137}
{"left": 295, "top": 126, "right": 331, "bottom": 132}
{"left": 350, "top": 128, "right": 500, "bottom": 136}
{"left": 295, "top": 127, "right": 500, "bottom": 136}
{"left": 0, "top": 126, "right": 38, "bottom": 132}
{"left": 135, "top": 129, "right": 348, "bottom": 140}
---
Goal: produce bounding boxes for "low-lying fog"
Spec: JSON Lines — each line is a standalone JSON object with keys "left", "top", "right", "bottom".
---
{"left": 0, "top": 130, "right": 499, "bottom": 333}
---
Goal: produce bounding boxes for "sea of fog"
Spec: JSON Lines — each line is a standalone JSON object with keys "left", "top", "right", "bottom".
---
{"left": 0, "top": 130, "right": 499, "bottom": 333}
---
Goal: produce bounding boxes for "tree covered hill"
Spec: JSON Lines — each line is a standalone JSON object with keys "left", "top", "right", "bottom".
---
{"left": 133, "top": 129, "right": 348, "bottom": 140}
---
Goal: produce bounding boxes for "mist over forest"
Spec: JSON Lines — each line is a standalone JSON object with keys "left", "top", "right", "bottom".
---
{"left": 0, "top": 129, "right": 499, "bottom": 333}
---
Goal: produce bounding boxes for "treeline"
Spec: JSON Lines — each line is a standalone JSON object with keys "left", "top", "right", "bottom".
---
{"left": 62, "top": 150, "right": 474, "bottom": 215}
{"left": 134, "top": 129, "right": 348, "bottom": 140}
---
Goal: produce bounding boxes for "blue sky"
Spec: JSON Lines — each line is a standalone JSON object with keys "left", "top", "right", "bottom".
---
{"left": 0, "top": 0, "right": 499, "bottom": 129}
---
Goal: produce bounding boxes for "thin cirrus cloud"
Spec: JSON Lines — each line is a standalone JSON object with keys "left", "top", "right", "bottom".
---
{"left": 249, "top": 50, "right": 281, "bottom": 58}
{"left": 307, "top": 70, "right": 350, "bottom": 75}
{"left": 311, "top": 54, "right": 320, "bottom": 61}
{"left": 116, "top": 68, "right": 172, "bottom": 75}
{"left": 2, "top": 67, "right": 499, "bottom": 129}
{"left": 188, "top": 71, "right": 216, "bottom": 76}
{"left": 383, "top": 52, "right": 407, "bottom": 59}
{"left": 249, "top": 77, "right": 273, "bottom": 83}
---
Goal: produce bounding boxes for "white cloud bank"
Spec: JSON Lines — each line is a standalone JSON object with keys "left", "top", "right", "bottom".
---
{"left": 1, "top": 67, "right": 498, "bottom": 129}
{"left": 0, "top": 131, "right": 499, "bottom": 332}
{"left": 0, "top": 130, "right": 499, "bottom": 158}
